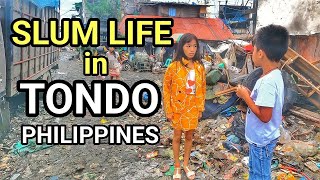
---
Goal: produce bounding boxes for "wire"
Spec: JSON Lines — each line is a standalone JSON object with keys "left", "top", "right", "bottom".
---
{"left": 61, "top": 9, "right": 73, "bottom": 16}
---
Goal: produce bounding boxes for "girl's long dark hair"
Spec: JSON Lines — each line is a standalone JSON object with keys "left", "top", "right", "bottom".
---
{"left": 174, "top": 33, "right": 202, "bottom": 66}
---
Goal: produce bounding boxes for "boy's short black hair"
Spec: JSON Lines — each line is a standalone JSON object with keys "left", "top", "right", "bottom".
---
{"left": 253, "top": 24, "right": 289, "bottom": 62}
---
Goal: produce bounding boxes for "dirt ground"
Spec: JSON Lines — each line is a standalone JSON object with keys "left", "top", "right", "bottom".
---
{"left": 0, "top": 51, "right": 168, "bottom": 180}
{"left": 1, "top": 50, "right": 319, "bottom": 180}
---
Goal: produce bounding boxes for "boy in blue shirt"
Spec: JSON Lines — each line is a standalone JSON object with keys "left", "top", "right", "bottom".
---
{"left": 236, "top": 24, "right": 289, "bottom": 180}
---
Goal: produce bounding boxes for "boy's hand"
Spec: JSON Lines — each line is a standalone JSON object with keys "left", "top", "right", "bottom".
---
{"left": 236, "top": 85, "right": 250, "bottom": 99}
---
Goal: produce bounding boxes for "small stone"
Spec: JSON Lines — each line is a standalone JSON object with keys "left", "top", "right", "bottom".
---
{"left": 0, "top": 163, "right": 8, "bottom": 170}
{"left": 150, "top": 161, "right": 159, "bottom": 168}
{"left": 49, "top": 176, "right": 59, "bottom": 180}
{"left": 44, "top": 115, "right": 53, "bottom": 120}
{"left": 75, "top": 164, "right": 85, "bottom": 173}
{"left": 10, "top": 173, "right": 20, "bottom": 180}
{"left": 38, "top": 168, "right": 45, "bottom": 173}
{"left": 73, "top": 175, "right": 81, "bottom": 179}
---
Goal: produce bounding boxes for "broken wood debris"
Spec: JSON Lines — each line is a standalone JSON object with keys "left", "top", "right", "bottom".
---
{"left": 289, "top": 106, "right": 320, "bottom": 125}
{"left": 214, "top": 87, "right": 237, "bottom": 97}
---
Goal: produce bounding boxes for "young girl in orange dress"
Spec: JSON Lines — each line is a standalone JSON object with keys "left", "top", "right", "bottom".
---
{"left": 163, "top": 33, "right": 206, "bottom": 180}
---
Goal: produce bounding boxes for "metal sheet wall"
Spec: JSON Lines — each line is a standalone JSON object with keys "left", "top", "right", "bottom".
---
{"left": 3, "top": 0, "right": 60, "bottom": 97}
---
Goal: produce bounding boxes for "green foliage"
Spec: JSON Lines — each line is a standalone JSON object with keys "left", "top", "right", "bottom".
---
{"left": 86, "top": 0, "right": 121, "bottom": 19}
{"left": 76, "top": 46, "right": 95, "bottom": 53}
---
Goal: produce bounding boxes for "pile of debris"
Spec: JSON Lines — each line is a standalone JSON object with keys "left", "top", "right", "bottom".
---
{"left": 140, "top": 42, "right": 320, "bottom": 179}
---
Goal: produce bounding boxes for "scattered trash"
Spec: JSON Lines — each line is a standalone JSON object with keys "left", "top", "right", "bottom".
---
{"left": 159, "top": 148, "right": 173, "bottom": 159}
{"left": 159, "top": 162, "right": 170, "bottom": 173}
{"left": 206, "top": 69, "right": 223, "bottom": 85}
{"left": 220, "top": 106, "right": 239, "bottom": 117}
{"left": 1, "top": 44, "right": 319, "bottom": 180}
{"left": 271, "top": 158, "right": 280, "bottom": 170}
{"left": 100, "top": 118, "right": 109, "bottom": 124}
{"left": 82, "top": 172, "right": 97, "bottom": 180}
{"left": 242, "top": 172, "right": 249, "bottom": 180}
{"left": 0, "top": 162, "right": 8, "bottom": 170}
{"left": 146, "top": 151, "right": 159, "bottom": 159}
{"left": 224, "top": 152, "right": 239, "bottom": 162}
{"left": 143, "top": 92, "right": 149, "bottom": 102}
{"left": 279, "top": 125, "right": 292, "bottom": 144}
{"left": 241, "top": 156, "right": 249, "bottom": 167}
{"left": 190, "top": 151, "right": 207, "bottom": 162}
{"left": 223, "top": 163, "right": 242, "bottom": 179}
{"left": 49, "top": 176, "right": 59, "bottom": 180}
{"left": 9, "top": 138, "right": 53, "bottom": 156}
{"left": 164, "top": 166, "right": 175, "bottom": 176}
{"left": 223, "top": 139, "right": 243, "bottom": 153}
{"left": 276, "top": 172, "right": 295, "bottom": 180}
{"left": 280, "top": 140, "right": 318, "bottom": 157}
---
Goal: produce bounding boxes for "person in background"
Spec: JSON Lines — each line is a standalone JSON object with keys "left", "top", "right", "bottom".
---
{"left": 107, "top": 47, "right": 121, "bottom": 80}
{"left": 120, "top": 50, "right": 128, "bottom": 64}
{"left": 236, "top": 24, "right": 289, "bottom": 180}
{"left": 163, "top": 33, "right": 206, "bottom": 180}
{"left": 203, "top": 51, "right": 212, "bottom": 63}
{"left": 96, "top": 45, "right": 108, "bottom": 80}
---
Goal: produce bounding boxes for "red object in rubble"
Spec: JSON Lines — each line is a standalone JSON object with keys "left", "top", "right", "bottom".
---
{"left": 244, "top": 44, "right": 253, "bottom": 53}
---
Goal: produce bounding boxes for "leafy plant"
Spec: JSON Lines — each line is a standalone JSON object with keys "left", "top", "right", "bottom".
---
{"left": 86, "top": 0, "right": 121, "bottom": 20}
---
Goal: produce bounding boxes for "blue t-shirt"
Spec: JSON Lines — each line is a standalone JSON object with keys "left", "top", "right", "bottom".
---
{"left": 245, "top": 69, "right": 284, "bottom": 147}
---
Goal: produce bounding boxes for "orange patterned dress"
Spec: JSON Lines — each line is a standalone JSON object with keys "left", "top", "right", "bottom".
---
{"left": 163, "top": 58, "right": 206, "bottom": 131}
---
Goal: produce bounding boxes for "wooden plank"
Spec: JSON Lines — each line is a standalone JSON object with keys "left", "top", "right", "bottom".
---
{"left": 282, "top": 47, "right": 320, "bottom": 109}
{"left": 284, "top": 48, "right": 320, "bottom": 72}
{"left": 290, "top": 107, "right": 320, "bottom": 124}
{"left": 307, "top": 85, "right": 320, "bottom": 98}
{"left": 311, "top": 60, "right": 320, "bottom": 65}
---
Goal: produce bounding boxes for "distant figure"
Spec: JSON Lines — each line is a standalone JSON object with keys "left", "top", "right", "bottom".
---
{"left": 120, "top": 51, "right": 128, "bottom": 64}
{"left": 129, "top": 48, "right": 136, "bottom": 61}
{"left": 107, "top": 47, "right": 121, "bottom": 80}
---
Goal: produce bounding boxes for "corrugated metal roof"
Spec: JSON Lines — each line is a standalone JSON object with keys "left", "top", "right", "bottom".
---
{"left": 119, "top": 15, "right": 234, "bottom": 41}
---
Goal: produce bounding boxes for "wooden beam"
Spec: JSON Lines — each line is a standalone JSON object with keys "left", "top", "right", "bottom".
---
{"left": 289, "top": 107, "right": 320, "bottom": 124}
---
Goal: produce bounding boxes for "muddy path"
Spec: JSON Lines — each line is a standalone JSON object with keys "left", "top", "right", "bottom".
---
{"left": 0, "top": 51, "right": 167, "bottom": 180}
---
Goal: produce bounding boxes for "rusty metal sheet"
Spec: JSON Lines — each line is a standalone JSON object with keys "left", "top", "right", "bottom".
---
{"left": 257, "top": 0, "right": 320, "bottom": 35}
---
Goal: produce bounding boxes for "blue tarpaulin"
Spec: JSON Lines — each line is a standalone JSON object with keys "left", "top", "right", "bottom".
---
{"left": 29, "top": 0, "right": 60, "bottom": 8}
{"left": 201, "top": 93, "right": 239, "bottom": 120}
